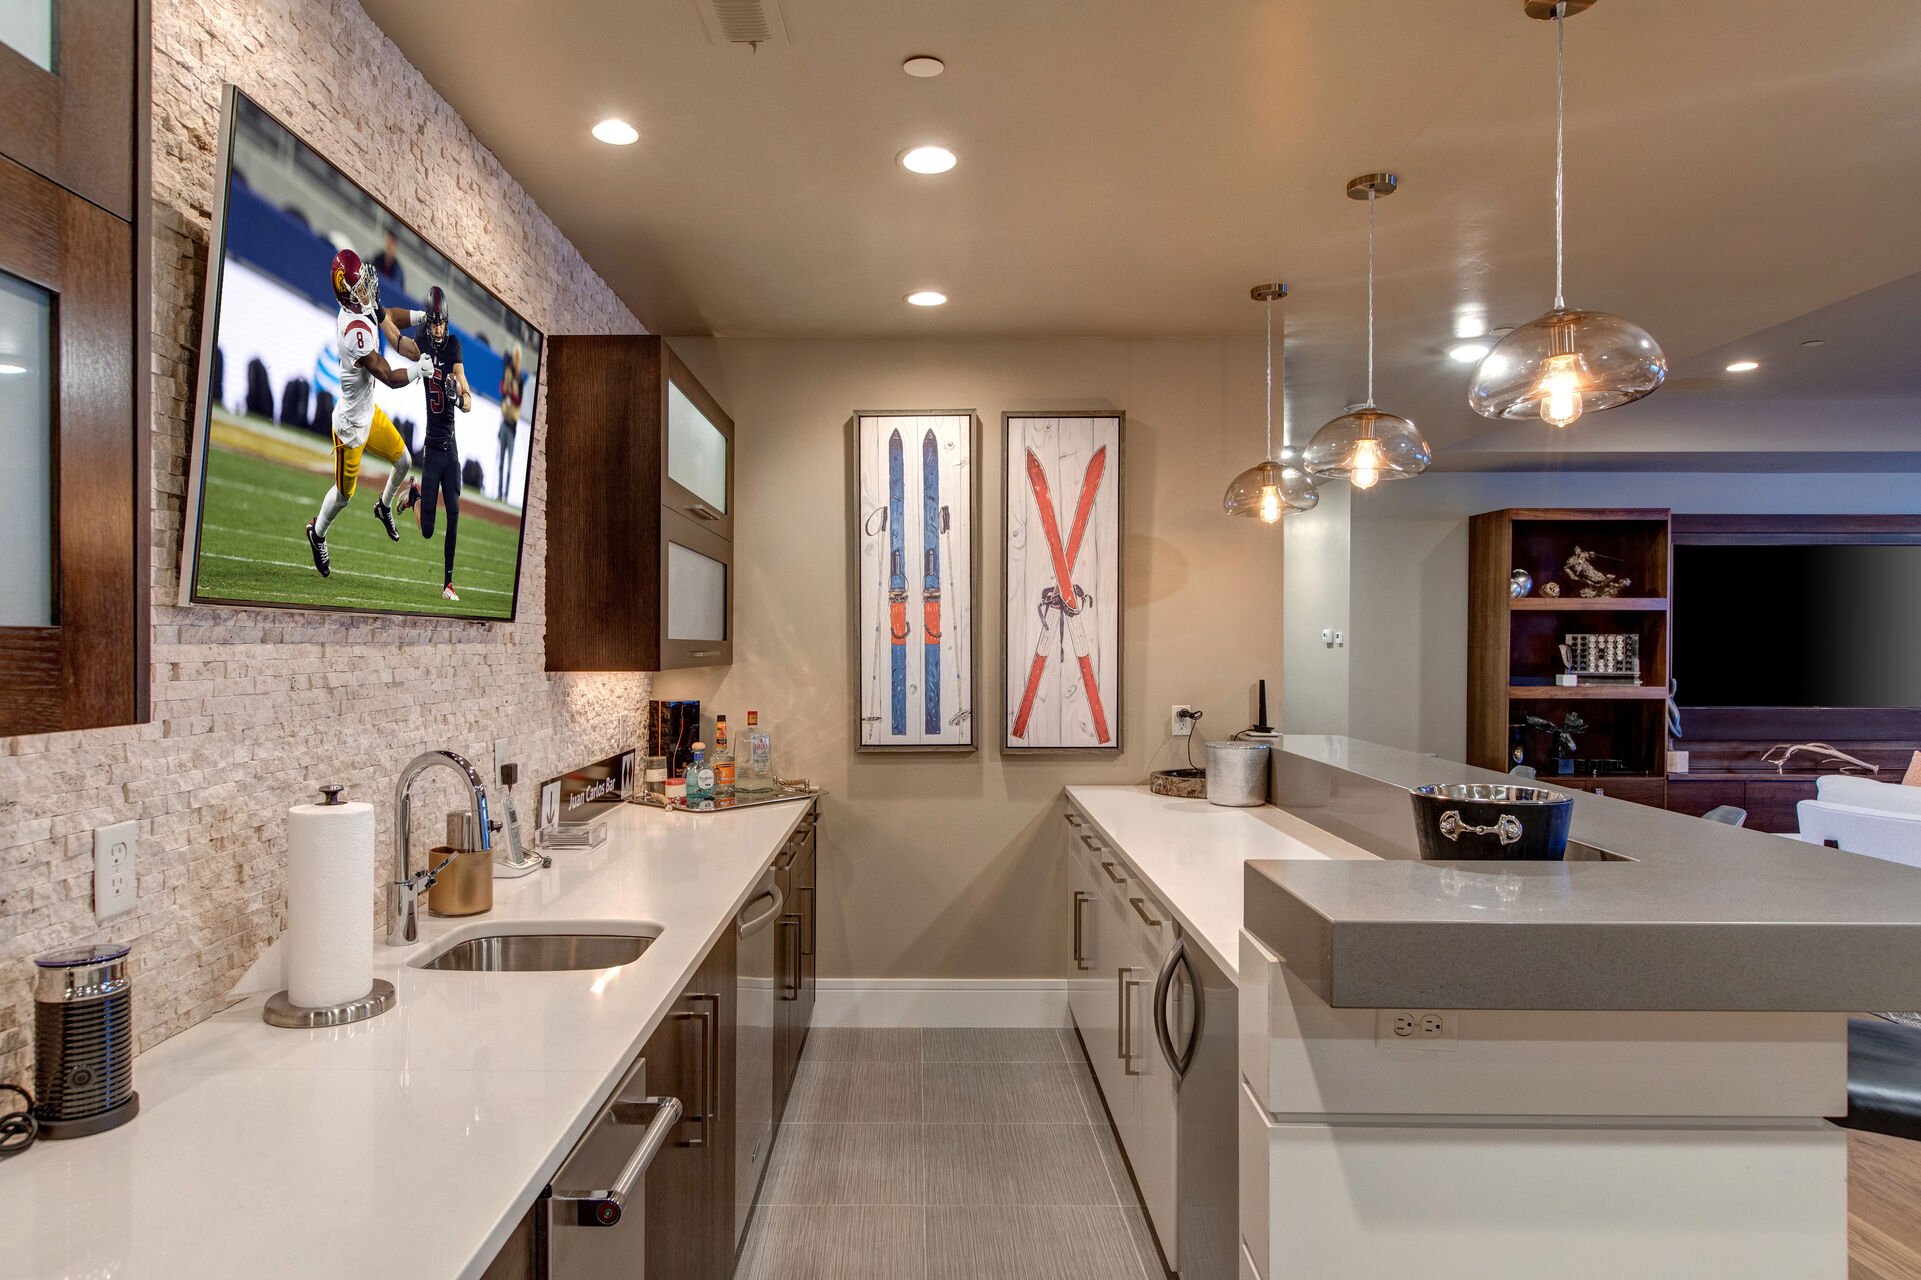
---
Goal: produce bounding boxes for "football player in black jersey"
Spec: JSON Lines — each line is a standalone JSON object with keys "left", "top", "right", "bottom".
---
{"left": 394, "top": 286, "right": 472, "bottom": 601}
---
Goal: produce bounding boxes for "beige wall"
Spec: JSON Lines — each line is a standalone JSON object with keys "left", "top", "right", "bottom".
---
{"left": 0, "top": 0, "right": 645, "bottom": 1082}
{"left": 658, "top": 337, "right": 1286, "bottom": 981}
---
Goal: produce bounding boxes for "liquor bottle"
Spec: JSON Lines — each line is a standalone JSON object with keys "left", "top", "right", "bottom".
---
{"left": 739, "top": 710, "right": 776, "bottom": 795}
{"left": 712, "top": 716, "right": 736, "bottom": 806}
{"left": 686, "top": 742, "right": 715, "bottom": 809}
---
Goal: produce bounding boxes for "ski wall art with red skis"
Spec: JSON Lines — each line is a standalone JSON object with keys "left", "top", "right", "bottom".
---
{"left": 853, "top": 412, "right": 977, "bottom": 750}
{"left": 1002, "top": 414, "right": 1123, "bottom": 751}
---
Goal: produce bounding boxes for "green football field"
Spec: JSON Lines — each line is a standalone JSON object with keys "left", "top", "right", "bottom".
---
{"left": 193, "top": 442, "right": 523, "bottom": 618}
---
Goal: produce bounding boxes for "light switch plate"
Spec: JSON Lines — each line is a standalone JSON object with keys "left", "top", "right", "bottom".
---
{"left": 94, "top": 820, "right": 138, "bottom": 922}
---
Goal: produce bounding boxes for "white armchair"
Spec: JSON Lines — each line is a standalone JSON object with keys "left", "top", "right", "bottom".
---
{"left": 1796, "top": 775, "right": 1921, "bottom": 870}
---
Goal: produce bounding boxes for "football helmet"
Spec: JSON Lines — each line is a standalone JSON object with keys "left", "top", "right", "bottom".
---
{"left": 424, "top": 286, "right": 450, "bottom": 351}
{"left": 329, "top": 248, "right": 379, "bottom": 315}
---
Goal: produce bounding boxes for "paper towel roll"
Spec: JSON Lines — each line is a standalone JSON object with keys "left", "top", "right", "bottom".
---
{"left": 285, "top": 796, "right": 377, "bottom": 1009}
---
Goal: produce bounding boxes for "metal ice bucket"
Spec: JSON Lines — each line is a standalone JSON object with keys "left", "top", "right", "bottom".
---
{"left": 1205, "top": 740, "right": 1270, "bottom": 807}
{"left": 1409, "top": 783, "right": 1574, "bottom": 861}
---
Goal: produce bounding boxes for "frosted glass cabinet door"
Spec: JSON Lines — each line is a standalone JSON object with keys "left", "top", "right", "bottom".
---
{"left": 0, "top": 0, "right": 136, "bottom": 219}
{"left": 661, "top": 349, "right": 734, "bottom": 540}
{"left": 660, "top": 511, "right": 732, "bottom": 669}
{"left": 0, "top": 271, "right": 54, "bottom": 626}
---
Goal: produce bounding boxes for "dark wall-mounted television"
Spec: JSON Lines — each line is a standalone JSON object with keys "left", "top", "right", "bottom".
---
{"left": 179, "top": 86, "right": 540, "bottom": 621}
{"left": 1674, "top": 542, "right": 1921, "bottom": 709}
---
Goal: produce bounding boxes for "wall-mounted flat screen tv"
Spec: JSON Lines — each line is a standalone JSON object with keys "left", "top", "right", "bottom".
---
{"left": 1674, "top": 543, "right": 1921, "bottom": 708}
{"left": 179, "top": 86, "right": 540, "bottom": 621}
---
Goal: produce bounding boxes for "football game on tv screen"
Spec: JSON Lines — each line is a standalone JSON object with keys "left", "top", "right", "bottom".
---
{"left": 180, "top": 87, "right": 540, "bottom": 620}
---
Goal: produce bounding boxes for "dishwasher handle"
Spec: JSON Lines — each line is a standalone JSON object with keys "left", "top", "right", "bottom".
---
{"left": 549, "top": 1093, "right": 684, "bottom": 1227}
{"left": 738, "top": 881, "right": 786, "bottom": 937}
{"left": 1152, "top": 938, "right": 1201, "bottom": 1081}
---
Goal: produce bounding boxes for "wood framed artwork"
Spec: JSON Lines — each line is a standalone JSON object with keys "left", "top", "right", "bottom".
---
{"left": 1002, "top": 414, "right": 1123, "bottom": 752}
{"left": 852, "top": 412, "right": 977, "bottom": 751}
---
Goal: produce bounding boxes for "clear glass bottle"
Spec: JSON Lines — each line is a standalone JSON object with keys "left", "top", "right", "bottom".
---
{"left": 739, "top": 710, "right": 776, "bottom": 795}
{"left": 685, "top": 742, "right": 715, "bottom": 809}
{"left": 712, "top": 716, "right": 736, "bottom": 806}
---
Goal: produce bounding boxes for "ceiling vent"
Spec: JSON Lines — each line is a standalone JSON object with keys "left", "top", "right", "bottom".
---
{"left": 696, "top": 0, "right": 789, "bottom": 49}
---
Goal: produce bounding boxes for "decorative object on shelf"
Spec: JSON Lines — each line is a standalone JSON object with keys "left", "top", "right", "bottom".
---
{"left": 1557, "top": 632, "right": 1640, "bottom": 686}
{"left": 854, "top": 413, "right": 977, "bottom": 750}
{"left": 1409, "top": 783, "right": 1575, "bottom": 861}
{"left": 1522, "top": 710, "right": 1589, "bottom": 774}
{"left": 1468, "top": 1, "right": 1665, "bottom": 429}
{"left": 1224, "top": 283, "right": 1318, "bottom": 521}
{"left": 1004, "top": 413, "right": 1123, "bottom": 751}
{"left": 1563, "top": 545, "right": 1631, "bottom": 597}
{"left": 1540, "top": 581, "right": 1562, "bottom": 598}
{"left": 1148, "top": 768, "right": 1209, "bottom": 799}
{"left": 1303, "top": 174, "right": 1431, "bottom": 490}
{"left": 1510, "top": 568, "right": 1534, "bottom": 598}
{"left": 1762, "top": 742, "right": 1880, "bottom": 776}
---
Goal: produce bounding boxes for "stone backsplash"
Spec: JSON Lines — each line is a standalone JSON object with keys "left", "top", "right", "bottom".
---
{"left": 0, "top": 0, "right": 648, "bottom": 1084}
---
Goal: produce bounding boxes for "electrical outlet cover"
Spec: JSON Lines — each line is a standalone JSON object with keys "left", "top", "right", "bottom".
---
{"left": 94, "top": 820, "right": 138, "bottom": 922}
{"left": 1171, "top": 705, "right": 1195, "bottom": 737}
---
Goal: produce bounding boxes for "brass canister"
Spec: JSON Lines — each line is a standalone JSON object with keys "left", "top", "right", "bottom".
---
{"left": 427, "top": 811, "right": 493, "bottom": 917}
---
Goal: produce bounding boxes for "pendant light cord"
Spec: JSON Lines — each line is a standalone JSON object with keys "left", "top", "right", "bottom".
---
{"left": 1365, "top": 189, "right": 1376, "bottom": 408}
{"left": 1264, "top": 295, "right": 1275, "bottom": 461}
{"left": 1554, "top": 2, "right": 1567, "bottom": 310}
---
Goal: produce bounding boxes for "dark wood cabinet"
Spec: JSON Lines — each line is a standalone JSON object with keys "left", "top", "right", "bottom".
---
{"left": 772, "top": 805, "right": 818, "bottom": 1125}
{"left": 545, "top": 335, "right": 734, "bottom": 672}
{"left": 1553, "top": 776, "right": 1667, "bottom": 809}
{"left": 643, "top": 925, "right": 737, "bottom": 1280}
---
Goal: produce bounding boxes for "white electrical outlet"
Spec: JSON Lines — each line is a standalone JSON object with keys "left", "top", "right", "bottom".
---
{"left": 1171, "top": 705, "right": 1195, "bottom": 737}
{"left": 94, "top": 820, "right": 138, "bottom": 922}
{"left": 1376, "top": 1009, "right": 1458, "bottom": 1049}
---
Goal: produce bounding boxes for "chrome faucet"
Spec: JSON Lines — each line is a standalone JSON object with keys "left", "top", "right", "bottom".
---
{"left": 388, "top": 750, "right": 493, "bottom": 946}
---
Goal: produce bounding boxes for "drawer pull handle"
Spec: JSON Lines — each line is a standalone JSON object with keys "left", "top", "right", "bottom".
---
{"left": 1079, "top": 833, "right": 1102, "bottom": 851}
{"left": 1129, "top": 896, "right": 1163, "bottom": 928}
{"left": 1072, "top": 891, "right": 1091, "bottom": 970}
{"left": 688, "top": 503, "right": 721, "bottom": 521}
{"left": 1100, "top": 861, "right": 1126, "bottom": 885}
{"left": 1064, "top": 813, "right": 1084, "bottom": 827}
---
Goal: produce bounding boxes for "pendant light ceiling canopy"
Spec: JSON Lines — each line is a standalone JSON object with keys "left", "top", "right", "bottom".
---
{"left": 1469, "top": 0, "right": 1665, "bottom": 428}
{"left": 1225, "top": 282, "right": 1319, "bottom": 523}
{"left": 1303, "top": 174, "right": 1431, "bottom": 492}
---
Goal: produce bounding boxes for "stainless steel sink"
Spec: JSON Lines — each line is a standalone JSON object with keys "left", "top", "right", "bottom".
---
{"left": 416, "top": 932, "right": 654, "bottom": 972}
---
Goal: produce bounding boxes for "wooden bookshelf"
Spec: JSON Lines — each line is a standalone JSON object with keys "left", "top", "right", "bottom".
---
{"left": 1469, "top": 508, "right": 1673, "bottom": 780}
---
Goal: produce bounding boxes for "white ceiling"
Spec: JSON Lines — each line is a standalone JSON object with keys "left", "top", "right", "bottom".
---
{"left": 359, "top": 0, "right": 1921, "bottom": 459}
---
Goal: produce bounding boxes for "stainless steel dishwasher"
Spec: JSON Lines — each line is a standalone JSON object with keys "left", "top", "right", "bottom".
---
{"left": 1152, "top": 929, "right": 1238, "bottom": 1280}
{"left": 541, "top": 1054, "right": 682, "bottom": 1278}
{"left": 734, "top": 870, "right": 784, "bottom": 1244}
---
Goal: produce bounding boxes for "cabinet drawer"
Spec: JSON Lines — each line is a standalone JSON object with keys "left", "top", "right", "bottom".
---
{"left": 1238, "top": 1079, "right": 1270, "bottom": 1279}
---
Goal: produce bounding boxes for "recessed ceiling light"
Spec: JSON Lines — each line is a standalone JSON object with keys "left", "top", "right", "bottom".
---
{"left": 591, "top": 119, "right": 639, "bottom": 146}
{"left": 905, "top": 290, "right": 948, "bottom": 307}
{"left": 1725, "top": 360, "right": 1760, "bottom": 373}
{"left": 1448, "top": 341, "right": 1492, "bottom": 364}
{"left": 902, "top": 55, "right": 944, "bottom": 78}
{"left": 899, "top": 145, "right": 957, "bottom": 175}
{"left": 0, "top": 362, "right": 27, "bottom": 375}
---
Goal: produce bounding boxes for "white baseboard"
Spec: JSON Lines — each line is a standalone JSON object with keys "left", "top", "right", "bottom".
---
{"left": 812, "top": 978, "right": 1070, "bottom": 1028}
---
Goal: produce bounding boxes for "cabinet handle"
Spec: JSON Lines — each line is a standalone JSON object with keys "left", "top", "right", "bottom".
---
{"left": 689, "top": 649, "right": 720, "bottom": 658}
{"left": 1117, "top": 966, "right": 1131, "bottom": 1066}
{"left": 673, "top": 1007, "right": 712, "bottom": 1147}
{"left": 1072, "top": 891, "right": 1091, "bottom": 970}
{"left": 1129, "top": 896, "right": 1163, "bottom": 928}
{"left": 1100, "top": 860, "right": 1126, "bottom": 885}
{"left": 549, "top": 1090, "right": 682, "bottom": 1228}
{"left": 692, "top": 992, "right": 721, "bottom": 1128}
{"left": 1079, "top": 833, "right": 1102, "bottom": 851}
{"left": 688, "top": 503, "right": 721, "bottom": 521}
{"left": 780, "top": 919, "right": 801, "bottom": 1000}
{"left": 798, "top": 886, "right": 814, "bottom": 957}
{"left": 1122, "top": 973, "right": 1145, "bottom": 1076}
{"left": 1064, "top": 813, "right": 1084, "bottom": 828}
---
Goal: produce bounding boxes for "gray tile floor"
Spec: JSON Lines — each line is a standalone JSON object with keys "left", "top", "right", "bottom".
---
{"left": 735, "top": 1027, "right": 1168, "bottom": 1280}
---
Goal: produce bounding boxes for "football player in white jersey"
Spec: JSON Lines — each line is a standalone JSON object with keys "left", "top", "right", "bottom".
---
{"left": 304, "top": 247, "right": 429, "bottom": 578}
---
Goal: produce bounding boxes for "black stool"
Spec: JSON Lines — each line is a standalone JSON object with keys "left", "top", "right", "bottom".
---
{"left": 1840, "top": 1016, "right": 1921, "bottom": 1142}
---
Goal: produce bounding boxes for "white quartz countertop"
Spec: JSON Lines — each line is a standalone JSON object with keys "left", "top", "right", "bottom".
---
{"left": 1062, "top": 785, "right": 1375, "bottom": 984}
{"left": 3, "top": 798, "right": 813, "bottom": 1280}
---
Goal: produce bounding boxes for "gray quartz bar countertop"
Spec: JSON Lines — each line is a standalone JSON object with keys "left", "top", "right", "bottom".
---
{"left": 1244, "top": 735, "right": 1921, "bottom": 1012}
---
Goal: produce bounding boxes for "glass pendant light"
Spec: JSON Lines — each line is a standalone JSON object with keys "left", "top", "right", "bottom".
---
{"left": 1469, "top": 0, "right": 1665, "bottom": 427}
{"left": 1304, "top": 174, "right": 1431, "bottom": 491}
{"left": 1225, "top": 283, "right": 1318, "bottom": 522}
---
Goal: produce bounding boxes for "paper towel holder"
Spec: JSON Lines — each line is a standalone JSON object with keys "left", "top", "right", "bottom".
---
{"left": 264, "top": 783, "right": 398, "bottom": 1030}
